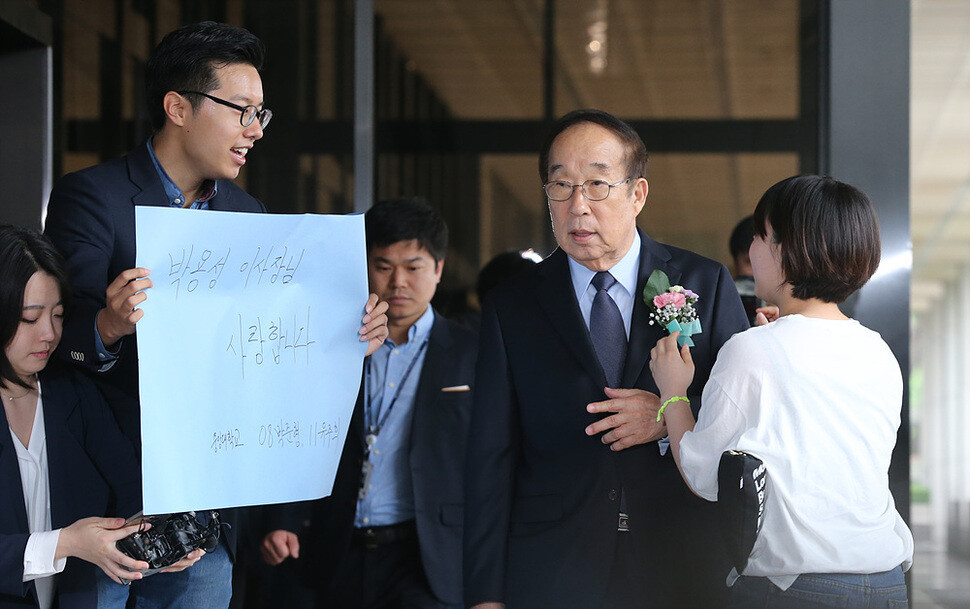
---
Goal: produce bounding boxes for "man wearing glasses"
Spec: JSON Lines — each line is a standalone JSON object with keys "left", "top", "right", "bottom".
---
{"left": 43, "top": 21, "right": 386, "bottom": 609}
{"left": 463, "top": 109, "right": 749, "bottom": 609}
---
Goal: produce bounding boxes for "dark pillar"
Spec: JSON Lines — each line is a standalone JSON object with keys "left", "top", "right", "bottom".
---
{"left": 0, "top": 0, "right": 53, "bottom": 229}
{"left": 353, "top": 0, "right": 374, "bottom": 212}
{"left": 821, "top": 0, "right": 911, "bottom": 522}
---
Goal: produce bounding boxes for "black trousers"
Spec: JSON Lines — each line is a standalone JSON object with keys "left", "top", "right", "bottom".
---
{"left": 319, "top": 527, "right": 443, "bottom": 609}
{"left": 601, "top": 533, "right": 646, "bottom": 609}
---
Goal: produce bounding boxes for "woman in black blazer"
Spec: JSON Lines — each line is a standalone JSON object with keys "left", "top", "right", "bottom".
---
{"left": 1, "top": 226, "right": 166, "bottom": 609}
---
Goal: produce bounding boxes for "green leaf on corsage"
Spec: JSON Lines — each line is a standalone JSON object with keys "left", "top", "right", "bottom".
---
{"left": 643, "top": 269, "right": 672, "bottom": 303}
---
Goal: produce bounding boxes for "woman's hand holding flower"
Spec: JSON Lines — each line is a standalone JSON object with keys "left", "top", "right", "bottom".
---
{"left": 649, "top": 331, "right": 694, "bottom": 399}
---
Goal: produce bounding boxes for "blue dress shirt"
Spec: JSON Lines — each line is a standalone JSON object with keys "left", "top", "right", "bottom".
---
{"left": 146, "top": 138, "right": 218, "bottom": 210}
{"left": 567, "top": 231, "right": 641, "bottom": 338}
{"left": 354, "top": 306, "right": 435, "bottom": 527}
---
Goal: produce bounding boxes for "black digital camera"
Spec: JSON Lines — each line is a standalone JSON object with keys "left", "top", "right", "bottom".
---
{"left": 116, "top": 511, "right": 223, "bottom": 577}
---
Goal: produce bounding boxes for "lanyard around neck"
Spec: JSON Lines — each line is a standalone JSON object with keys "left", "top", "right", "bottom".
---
{"left": 364, "top": 337, "right": 430, "bottom": 440}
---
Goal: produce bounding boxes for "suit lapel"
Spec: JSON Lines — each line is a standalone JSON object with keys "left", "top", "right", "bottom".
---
{"left": 206, "top": 182, "right": 234, "bottom": 211}
{"left": 535, "top": 250, "right": 608, "bottom": 388}
{"left": 0, "top": 405, "right": 29, "bottom": 532}
{"left": 350, "top": 382, "right": 366, "bottom": 449}
{"left": 412, "top": 313, "right": 450, "bottom": 422}
{"left": 128, "top": 142, "right": 172, "bottom": 209}
{"left": 534, "top": 238, "right": 686, "bottom": 389}
{"left": 38, "top": 372, "right": 82, "bottom": 529}
{"left": 0, "top": 371, "right": 80, "bottom": 532}
{"left": 126, "top": 141, "right": 234, "bottom": 211}
{"left": 621, "top": 231, "right": 683, "bottom": 388}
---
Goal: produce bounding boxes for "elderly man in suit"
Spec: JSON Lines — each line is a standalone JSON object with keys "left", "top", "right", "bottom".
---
{"left": 261, "top": 198, "right": 477, "bottom": 609}
{"left": 43, "top": 21, "right": 387, "bottom": 609}
{"left": 464, "top": 109, "right": 750, "bottom": 609}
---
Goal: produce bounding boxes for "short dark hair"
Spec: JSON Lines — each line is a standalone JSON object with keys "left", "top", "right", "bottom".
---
{"left": 146, "top": 21, "right": 265, "bottom": 131}
{"left": 539, "top": 109, "right": 648, "bottom": 184}
{"left": 0, "top": 226, "right": 72, "bottom": 390}
{"left": 365, "top": 197, "right": 449, "bottom": 262}
{"left": 729, "top": 215, "right": 756, "bottom": 260}
{"left": 752, "top": 175, "right": 881, "bottom": 303}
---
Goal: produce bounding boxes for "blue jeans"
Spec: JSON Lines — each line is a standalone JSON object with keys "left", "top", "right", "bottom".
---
{"left": 97, "top": 542, "right": 232, "bottom": 609}
{"left": 728, "top": 566, "right": 908, "bottom": 609}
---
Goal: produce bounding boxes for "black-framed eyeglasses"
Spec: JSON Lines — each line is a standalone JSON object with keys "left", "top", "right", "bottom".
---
{"left": 178, "top": 90, "right": 273, "bottom": 129}
{"left": 542, "top": 177, "right": 635, "bottom": 202}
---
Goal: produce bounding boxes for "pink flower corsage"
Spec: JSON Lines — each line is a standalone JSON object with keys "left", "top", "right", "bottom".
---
{"left": 643, "top": 270, "right": 702, "bottom": 347}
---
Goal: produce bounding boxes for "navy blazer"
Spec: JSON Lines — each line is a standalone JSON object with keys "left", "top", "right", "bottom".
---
{"left": 289, "top": 311, "right": 477, "bottom": 606}
{"left": 463, "top": 230, "right": 750, "bottom": 609}
{"left": 0, "top": 363, "right": 140, "bottom": 609}
{"left": 44, "top": 142, "right": 265, "bottom": 555}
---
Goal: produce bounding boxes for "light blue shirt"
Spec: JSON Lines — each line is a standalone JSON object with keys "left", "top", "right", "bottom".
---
{"left": 145, "top": 138, "right": 218, "bottom": 210}
{"left": 94, "top": 140, "right": 220, "bottom": 366}
{"left": 354, "top": 306, "right": 435, "bottom": 527}
{"left": 93, "top": 324, "right": 119, "bottom": 369}
{"left": 567, "top": 231, "right": 641, "bottom": 339}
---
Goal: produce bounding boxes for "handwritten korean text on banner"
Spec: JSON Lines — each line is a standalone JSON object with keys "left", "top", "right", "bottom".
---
{"left": 135, "top": 207, "right": 366, "bottom": 514}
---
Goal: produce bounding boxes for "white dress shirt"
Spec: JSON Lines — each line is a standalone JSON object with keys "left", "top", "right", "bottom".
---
{"left": 568, "top": 231, "right": 641, "bottom": 338}
{"left": 12, "top": 386, "right": 67, "bottom": 609}
{"left": 679, "top": 315, "right": 914, "bottom": 590}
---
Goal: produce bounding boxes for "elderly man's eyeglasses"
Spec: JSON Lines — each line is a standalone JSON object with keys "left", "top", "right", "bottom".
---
{"left": 178, "top": 91, "right": 273, "bottom": 129}
{"left": 542, "top": 177, "right": 634, "bottom": 202}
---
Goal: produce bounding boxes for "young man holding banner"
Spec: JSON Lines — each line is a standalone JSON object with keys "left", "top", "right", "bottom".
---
{"left": 44, "top": 21, "right": 387, "bottom": 609}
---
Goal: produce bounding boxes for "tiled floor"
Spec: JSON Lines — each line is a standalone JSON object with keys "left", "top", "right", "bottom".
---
{"left": 912, "top": 505, "right": 970, "bottom": 609}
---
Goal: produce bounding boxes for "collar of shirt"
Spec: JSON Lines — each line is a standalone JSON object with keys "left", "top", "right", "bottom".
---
{"left": 146, "top": 138, "right": 218, "bottom": 210}
{"left": 379, "top": 305, "right": 435, "bottom": 353}
{"left": 10, "top": 384, "right": 46, "bottom": 460}
{"left": 567, "top": 230, "right": 641, "bottom": 338}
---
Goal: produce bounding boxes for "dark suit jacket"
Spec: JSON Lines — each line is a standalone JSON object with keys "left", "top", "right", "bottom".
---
{"left": 463, "top": 230, "right": 750, "bottom": 609}
{"left": 0, "top": 363, "right": 140, "bottom": 609}
{"left": 293, "top": 311, "right": 477, "bottom": 606}
{"left": 44, "top": 141, "right": 264, "bottom": 556}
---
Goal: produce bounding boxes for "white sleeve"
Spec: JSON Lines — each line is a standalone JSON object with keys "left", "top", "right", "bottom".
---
{"left": 22, "top": 530, "right": 67, "bottom": 581}
{"left": 679, "top": 377, "right": 749, "bottom": 501}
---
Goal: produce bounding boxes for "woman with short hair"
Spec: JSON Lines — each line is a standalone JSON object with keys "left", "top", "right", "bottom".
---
{"left": 650, "top": 176, "right": 914, "bottom": 608}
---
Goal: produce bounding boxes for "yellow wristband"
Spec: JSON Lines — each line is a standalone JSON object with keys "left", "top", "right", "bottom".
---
{"left": 657, "top": 396, "right": 689, "bottom": 422}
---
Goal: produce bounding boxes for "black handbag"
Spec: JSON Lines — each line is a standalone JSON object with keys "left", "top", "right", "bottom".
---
{"left": 717, "top": 450, "right": 768, "bottom": 573}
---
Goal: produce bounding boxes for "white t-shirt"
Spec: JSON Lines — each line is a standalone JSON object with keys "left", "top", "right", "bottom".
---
{"left": 679, "top": 314, "right": 914, "bottom": 590}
